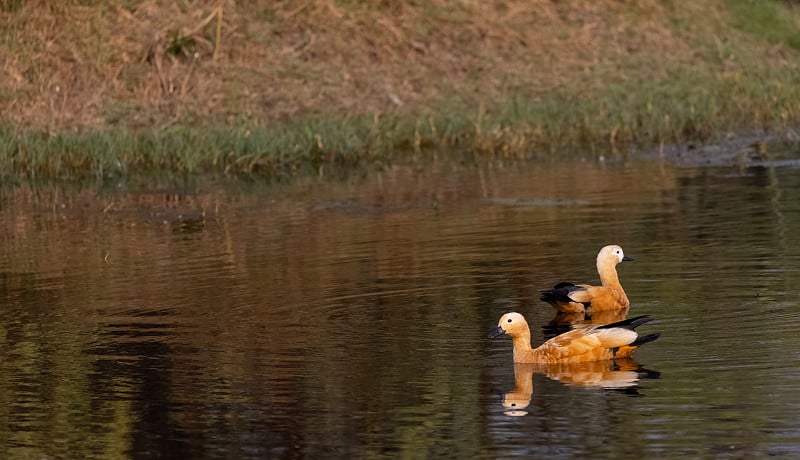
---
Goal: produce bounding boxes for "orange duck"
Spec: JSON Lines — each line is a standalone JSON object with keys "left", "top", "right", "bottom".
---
{"left": 488, "top": 312, "right": 659, "bottom": 364}
{"left": 540, "top": 244, "right": 633, "bottom": 313}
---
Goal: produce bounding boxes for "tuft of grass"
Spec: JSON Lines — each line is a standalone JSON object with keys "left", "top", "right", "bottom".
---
{"left": 728, "top": 0, "right": 800, "bottom": 50}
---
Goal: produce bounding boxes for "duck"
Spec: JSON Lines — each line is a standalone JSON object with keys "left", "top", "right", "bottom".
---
{"left": 539, "top": 244, "right": 633, "bottom": 313}
{"left": 488, "top": 312, "right": 659, "bottom": 363}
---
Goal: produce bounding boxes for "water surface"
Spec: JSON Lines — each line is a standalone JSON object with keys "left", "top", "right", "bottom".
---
{"left": 1, "top": 143, "right": 799, "bottom": 458}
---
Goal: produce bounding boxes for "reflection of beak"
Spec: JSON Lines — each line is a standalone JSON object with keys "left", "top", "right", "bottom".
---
{"left": 503, "top": 395, "right": 531, "bottom": 410}
{"left": 488, "top": 326, "right": 506, "bottom": 338}
{"left": 622, "top": 255, "right": 634, "bottom": 262}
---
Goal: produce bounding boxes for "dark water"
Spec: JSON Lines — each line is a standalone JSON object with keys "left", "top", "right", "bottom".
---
{"left": 1, "top": 143, "right": 799, "bottom": 458}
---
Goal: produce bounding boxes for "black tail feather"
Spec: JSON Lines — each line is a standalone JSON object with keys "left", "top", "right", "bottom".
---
{"left": 598, "top": 315, "right": 653, "bottom": 330}
{"left": 552, "top": 282, "right": 579, "bottom": 290}
{"left": 629, "top": 332, "right": 661, "bottom": 347}
{"left": 539, "top": 290, "right": 573, "bottom": 304}
{"left": 540, "top": 282, "right": 587, "bottom": 305}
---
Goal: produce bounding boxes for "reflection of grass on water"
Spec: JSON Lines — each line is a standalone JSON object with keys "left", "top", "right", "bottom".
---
{"left": 2, "top": 0, "right": 800, "bottom": 178}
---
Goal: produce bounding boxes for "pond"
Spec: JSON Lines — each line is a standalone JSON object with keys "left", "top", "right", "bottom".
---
{"left": 1, "top": 141, "right": 799, "bottom": 458}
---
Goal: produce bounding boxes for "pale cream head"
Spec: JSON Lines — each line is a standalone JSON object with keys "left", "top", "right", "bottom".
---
{"left": 597, "top": 244, "right": 630, "bottom": 265}
{"left": 496, "top": 312, "right": 529, "bottom": 337}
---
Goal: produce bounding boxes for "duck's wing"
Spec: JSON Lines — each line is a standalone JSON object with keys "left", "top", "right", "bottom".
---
{"left": 540, "top": 282, "right": 591, "bottom": 312}
{"left": 597, "top": 315, "right": 661, "bottom": 357}
{"left": 534, "top": 327, "right": 607, "bottom": 361}
{"left": 615, "top": 332, "right": 661, "bottom": 358}
{"left": 534, "top": 321, "right": 644, "bottom": 362}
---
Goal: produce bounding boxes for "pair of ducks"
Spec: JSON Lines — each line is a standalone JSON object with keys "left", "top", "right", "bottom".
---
{"left": 490, "top": 245, "right": 660, "bottom": 364}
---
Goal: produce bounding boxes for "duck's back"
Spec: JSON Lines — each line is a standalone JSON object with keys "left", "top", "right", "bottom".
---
{"left": 569, "top": 285, "right": 629, "bottom": 311}
{"left": 522, "top": 324, "right": 642, "bottom": 363}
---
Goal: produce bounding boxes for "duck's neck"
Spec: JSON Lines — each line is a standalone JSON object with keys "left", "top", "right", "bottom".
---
{"left": 598, "top": 261, "right": 623, "bottom": 291}
{"left": 511, "top": 331, "right": 534, "bottom": 362}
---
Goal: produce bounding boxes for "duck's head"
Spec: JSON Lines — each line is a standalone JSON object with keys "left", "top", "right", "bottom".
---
{"left": 598, "top": 244, "right": 633, "bottom": 265}
{"left": 488, "top": 312, "right": 529, "bottom": 339}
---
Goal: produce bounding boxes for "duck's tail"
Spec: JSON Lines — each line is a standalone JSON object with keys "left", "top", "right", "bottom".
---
{"left": 629, "top": 332, "right": 661, "bottom": 347}
{"left": 539, "top": 282, "right": 589, "bottom": 307}
{"left": 610, "top": 319, "right": 661, "bottom": 358}
{"left": 598, "top": 314, "right": 652, "bottom": 331}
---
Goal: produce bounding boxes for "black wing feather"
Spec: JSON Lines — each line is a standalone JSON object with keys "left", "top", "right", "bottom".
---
{"left": 540, "top": 282, "right": 589, "bottom": 305}
{"left": 598, "top": 315, "right": 653, "bottom": 331}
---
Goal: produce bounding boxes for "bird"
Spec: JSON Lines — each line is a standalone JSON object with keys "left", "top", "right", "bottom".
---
{"left": 488, "top": 312, "right": 660, "bottom": 363}
{"left": 539, "top": 244, "right": 633, "bottom": 313}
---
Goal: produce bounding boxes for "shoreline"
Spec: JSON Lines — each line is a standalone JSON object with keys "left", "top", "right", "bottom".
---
{"left": 2, "top": 1, "right": 800, "bottom": 179}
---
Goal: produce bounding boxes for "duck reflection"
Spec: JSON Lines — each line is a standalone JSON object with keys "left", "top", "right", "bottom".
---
{"left": 500, "top": 358, "right": 660, "bottom": 416}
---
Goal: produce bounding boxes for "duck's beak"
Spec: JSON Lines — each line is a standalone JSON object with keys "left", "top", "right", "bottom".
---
{"left": 622, "top": 255, "right": 634, "bottom": 262}
{"left": 488, "top": 326, "right": 506, "bottom": 339}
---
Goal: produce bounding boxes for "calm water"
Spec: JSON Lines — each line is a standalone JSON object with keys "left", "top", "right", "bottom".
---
{"left": 1, "top": 143, "right": 799, "bottom": 458}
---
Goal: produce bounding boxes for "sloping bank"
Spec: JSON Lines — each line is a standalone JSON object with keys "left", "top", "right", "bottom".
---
{"left": 1, "top": 0, "right": 800, "bottom": 179}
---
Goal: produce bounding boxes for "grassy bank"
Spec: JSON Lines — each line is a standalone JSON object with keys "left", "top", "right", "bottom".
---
{"left": 2, "top": 0, "right": 800, "bottom": 178}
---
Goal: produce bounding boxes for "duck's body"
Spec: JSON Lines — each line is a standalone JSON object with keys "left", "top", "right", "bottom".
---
{"left": 543, "top": 307, "right": 630, "bottom": 340}
{"left": 488, "top": 312, "right": 659, "bottom": 364}
{"left": 540, "top": 245, "right": 632, "bottom": 313}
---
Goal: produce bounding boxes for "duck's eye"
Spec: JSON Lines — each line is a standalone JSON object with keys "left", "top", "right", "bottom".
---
{"left": 507, "top": 318, "right": 513, "bottom": 323}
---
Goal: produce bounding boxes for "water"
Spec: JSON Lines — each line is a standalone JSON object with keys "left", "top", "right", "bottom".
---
{"left": 1, "top": 142, "right": 799, "bottom": 458}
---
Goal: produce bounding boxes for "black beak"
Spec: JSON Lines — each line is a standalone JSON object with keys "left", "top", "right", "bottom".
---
{"left": 622, "top": 256, "right": 634, "bottom": 262}
{"left": 488, "top": 326, "right": 506, "bottom": 339}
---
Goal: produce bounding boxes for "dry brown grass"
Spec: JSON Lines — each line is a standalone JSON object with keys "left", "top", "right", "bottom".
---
{"left": 2, "top": 0, "right": 800, "bottom": 179}
{"left": 2, "top": 0, "right": 791, "bottom": 133}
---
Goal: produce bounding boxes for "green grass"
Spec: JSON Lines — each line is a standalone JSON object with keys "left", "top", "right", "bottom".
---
{"left": 728, "top": 0, "right": 800, "bottom": 50}
{"left": 3, "top": 1, "right": 800, "bottom": 180}
{"left": 3, "top": 63, "right": 799, "bottom": 180}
